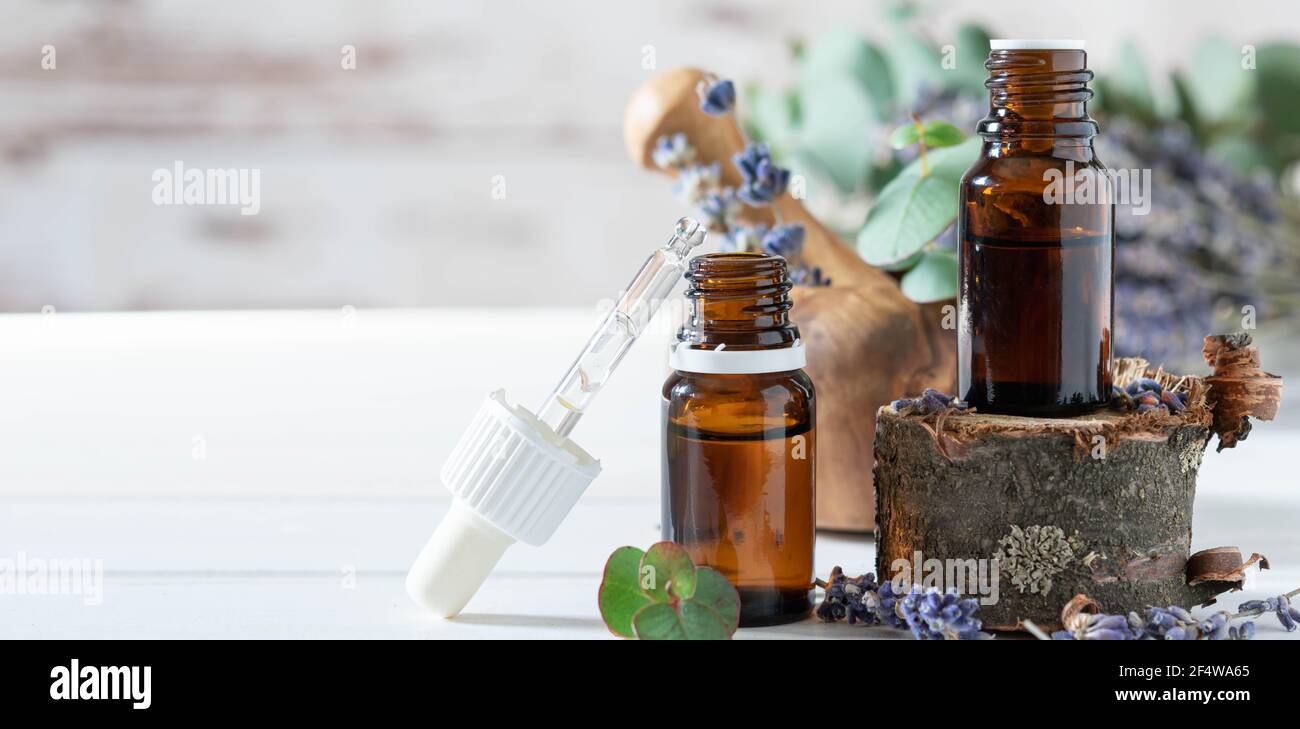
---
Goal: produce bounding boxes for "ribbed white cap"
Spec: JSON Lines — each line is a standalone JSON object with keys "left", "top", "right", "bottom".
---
{"left": 439, "top": 390, "right": 600, "bottom": 546}
{"left": 405, "top": 390, "right": 600, "bottom": 617}
{"left": 991, "top": 39, "right": 1086, "bottom": 50}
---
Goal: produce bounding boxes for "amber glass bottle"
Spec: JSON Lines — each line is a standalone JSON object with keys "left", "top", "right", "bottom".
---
{"left": 958, "top": 41, "right": 1115, "bottom": 416}
{"left": 661, "top": 253, "right": 815, "bottom": 627}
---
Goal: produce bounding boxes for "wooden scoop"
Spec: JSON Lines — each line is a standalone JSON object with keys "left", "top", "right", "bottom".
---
{"left": 625, "top": 67, "right": 957, "bottom": 531}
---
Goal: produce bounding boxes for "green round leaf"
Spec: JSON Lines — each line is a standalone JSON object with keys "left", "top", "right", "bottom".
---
{"left": 1186, "top": 37, "right": 1256, "bottom": 126}
{"left": 1095, "top": 41, "right": 1160, "bottom": 122}
{"left": 597, "top": 546, "right": 652, "bottom": 638}
{"left": 921, "top": 121, "right": 965, "bottom": 148}
{"left": 950, "top": 24, "right": 993, "bottom": 95}
{"left": 677, "top": 601, "right": 732, "bottom": 640}
{"left": 691, "top": 567, "right": 740, "bottom": 635}
{"left": 889, "top": 124, "right": 921, "bottom": 149}
{"left": 631, "top": 602, "right": 687, "bottom": 640}
{"left": 798, "top": 28, "right": 894, "bottom": 111}
{"left": 900, "top": 249, "right": 959, "bottom": 303}
{"left": 877, "top": 248, "right": 924, "bottom": 272}
{"left": 884, "top": 31, "right": 943, "bottom": 107}
{"left": 857, "top": 136, "right": 979, "bottom": 266}
{"left": 798, "top": 76, "right": 877, "bottom": 194}
{"left": 1257, "top": 42, "right": 1300, "bottom": 137}
{"left": 631, "top": 601, "right": 731, "bottom": 641}
{"left": 743, "top": 84, "right": 799, "bottom": 155}
{"left": 640, "top": 542, "right": 697, "bottom": 601}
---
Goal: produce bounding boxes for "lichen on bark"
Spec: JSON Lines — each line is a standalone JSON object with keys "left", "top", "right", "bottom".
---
{"left": 993, "top": 524, "right": 1083, "bottom": 596}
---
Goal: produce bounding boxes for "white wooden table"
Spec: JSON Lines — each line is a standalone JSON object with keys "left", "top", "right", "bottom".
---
{"left": 1, "top": 310, "right": 1296, "bottom": 639}
{"left": 1, "top": 494, "right": 1296, "bottom": 640}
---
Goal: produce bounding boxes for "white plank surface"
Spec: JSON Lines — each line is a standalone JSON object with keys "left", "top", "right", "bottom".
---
{"left": 2, "top": 309, "right": 1297, "bottom": 501}
{"left": 0, "top": 309, "right": 1296, "bottom": 639}
{"left": 0, "top": 309, "right": 677, "bottom": 499}
{"left": 0, "top": 494, "right": 1296, "bottom": 640}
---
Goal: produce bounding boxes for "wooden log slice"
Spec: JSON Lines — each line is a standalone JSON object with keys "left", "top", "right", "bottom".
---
{"left": 873, "top": 407, "right": 1226, "bottom": 631}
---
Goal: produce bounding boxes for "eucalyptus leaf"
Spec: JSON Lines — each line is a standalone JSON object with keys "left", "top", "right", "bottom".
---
{"left": 691, "top": 567, "right": 741, "bottom": 635}
{"left": 1096, "top": 41, "right": 1158, "bottom": 122}
{"left": 640, "top": 541, "right": 696, "bottom": 601}
{"left": 921, "top": 121, "right": 965, "bottom": 148}
{"left": 597, "top": 546, "right": 653, "bottom": 638}
{"left": 1186, "top": 36, "right": 1256, "bottom": 128}
{"left": 865, "top": 155, "right": 903, "bottom": 196}
{"left": 631, "top": 600, "right": 731, "bottom": 641}
{"left": 798, "top": 75, "right": 877, "bottom": 193}
{"left": 798, "top": 28, "right": 894, "bottom": 112}
{"left": 877, "top": 248, "right": 925, "bottom": 272}
{"left": 951, "top": 24, "right": 993, "bottom": 95}
{"left": 630, "top": 602, "right": 687, "bottom": 640}
{"left": 1257, "top": 42, "right": 1300, "bottom": 137}
{"left": 900, "top": 249, "right": 959, "bottom": 303}
{"left": 744, "top": 83, "right": 799, "bottom": 155}
{"left": 1170, "top": 71, "right": 1198, "bottom": 128}
{"left": 889, "top": 124, "right": 921, "bottom": 149}
{"left": 597, "top": 543, "right": 742, "bottom": 640}
{"left": 885, "top": 31, "right": 944, "bottom": 107}
{"left": 857, "top": 136, "right": 980, "bottom": 266}
{"left": 677, "top": 601, "right": 731, "bottom": 640}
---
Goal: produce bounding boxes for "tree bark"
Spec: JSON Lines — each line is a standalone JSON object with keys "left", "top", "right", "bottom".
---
{"left": 873, "top": 408, "right": 1225, "bottom": 630}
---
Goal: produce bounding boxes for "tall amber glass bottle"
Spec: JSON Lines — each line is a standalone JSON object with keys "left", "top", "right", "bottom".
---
{"left": 662, "top": 253, "right": 815, "bottom": 627}
{"left": 958, "top": 41, "right": 1115, "bottom": 416}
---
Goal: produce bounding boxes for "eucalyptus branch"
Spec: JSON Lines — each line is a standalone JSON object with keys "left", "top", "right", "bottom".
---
{"left": 910, "top": 112, "right": 929, "bottom": 179}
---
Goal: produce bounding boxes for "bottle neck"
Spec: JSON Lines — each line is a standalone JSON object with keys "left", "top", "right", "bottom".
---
{"left": 678, "top": 253, "right": 799, "bottom": 351}
{"left": 977, "top": 49, "right": 1098, "bottom": 142}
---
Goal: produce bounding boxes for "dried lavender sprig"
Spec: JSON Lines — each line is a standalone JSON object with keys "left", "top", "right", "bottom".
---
{"left": 814, "top": 569, "right": 986, "bottom": 639}
{"left": 1109, "top": 380, "right": 1189, "bottom": 416}
{"left": 1232, "top": 586, "right": 1300, "bottom": 632}
{"left": 1030, "top": 586, "right": 1300, "bottom": 640}
{"left": 891, "top": 388, "right": 969, "bottom": 416}
{"left": 657, "top": 75, "right": 828, "bottom": 288}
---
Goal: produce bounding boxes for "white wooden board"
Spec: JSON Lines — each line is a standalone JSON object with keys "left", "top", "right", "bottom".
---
{"left": 0, "top": 495, "right": 1295, "bottom": 640}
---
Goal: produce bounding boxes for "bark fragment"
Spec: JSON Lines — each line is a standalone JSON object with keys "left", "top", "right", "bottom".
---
{"left": 1186, "top": 547, "right": 1268, "bottom": 588}
{"left": 1202, "top": 333, "right": 1283, "bottom": 451}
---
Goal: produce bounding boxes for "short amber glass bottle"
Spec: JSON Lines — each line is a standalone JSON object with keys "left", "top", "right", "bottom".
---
{"left": 661, "top": 253, "right": 815, "bottom": 627}
{"left": 958, "top": 42, "right": 1115, "bottom": 416}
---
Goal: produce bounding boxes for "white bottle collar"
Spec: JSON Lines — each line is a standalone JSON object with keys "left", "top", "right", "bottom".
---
{"left": 669, "top": 340, "right": 806, "bottom": 375}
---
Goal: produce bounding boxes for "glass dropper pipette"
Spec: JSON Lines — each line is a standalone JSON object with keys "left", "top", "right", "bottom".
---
{"left": 404, "top": 217, "right": 706, "bottom": 618}
{"left": 535, "top": 217, "right": 706, "bottom": 437}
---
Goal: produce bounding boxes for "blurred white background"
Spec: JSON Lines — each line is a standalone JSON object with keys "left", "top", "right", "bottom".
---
{"left": 2, "top": 0, "right": 1298, "bottom": 311}
{"left": 0, "top": 1, "right": 1296, "bottom": 501}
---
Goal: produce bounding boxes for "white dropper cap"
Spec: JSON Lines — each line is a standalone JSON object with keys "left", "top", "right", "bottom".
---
{"left": 405, "top": 218, "right": 706, "bottom": 618}
{"left": 405, "top": 390, "right": 601, "bottom": 617}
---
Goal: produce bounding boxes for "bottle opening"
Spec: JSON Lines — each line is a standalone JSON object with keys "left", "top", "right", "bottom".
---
{"left": 678, "top": 252, "right": 799, "bottom": 352}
